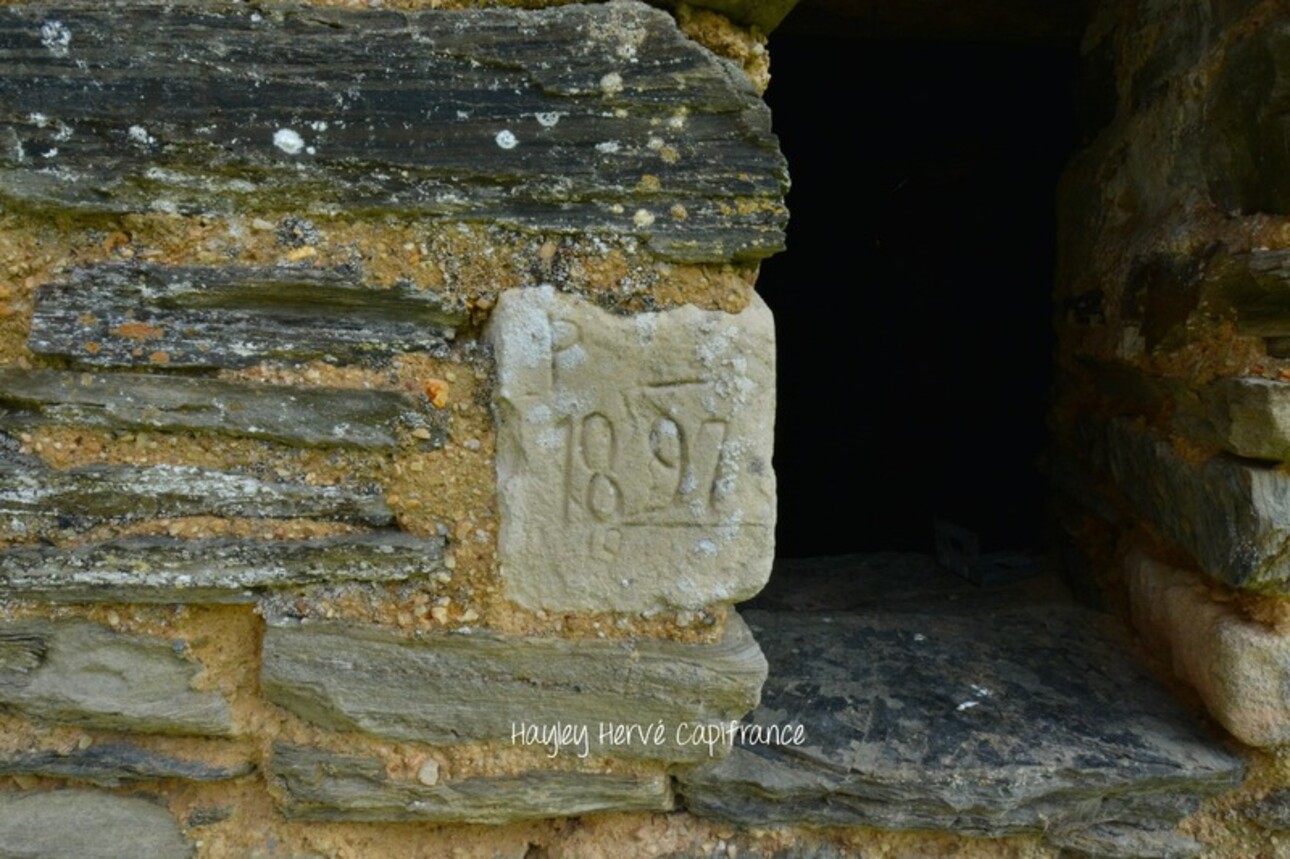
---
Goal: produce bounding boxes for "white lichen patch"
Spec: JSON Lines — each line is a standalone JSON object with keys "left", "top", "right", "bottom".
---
{"left": 39, "top": 20, "right": 71, "bottom": 57}
{"left": 599, "top": 72, "right": 624, "bottom": 96}
{"left": 534, "top": 112, "right": 562, "bottom": 128}
{"left": 128, "top": 125, "right": 155, "bottom": 146}
{"left": 272, "top": 128, "right": 305, "bottom": 155}
{"left": 495, "top": 129, "right": 518, "bottom": 150}
{"left": 632, "top": 209, "right": 655, "bottom": 228}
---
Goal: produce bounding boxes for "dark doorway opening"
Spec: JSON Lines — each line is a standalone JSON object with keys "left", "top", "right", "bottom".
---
{"left": 759, "top": 32, "right": 1083, "bottom": 558}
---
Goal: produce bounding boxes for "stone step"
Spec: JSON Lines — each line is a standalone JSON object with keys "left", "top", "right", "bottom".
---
{"left": 680, "top": 556, "right": 1245, "bottom": 859}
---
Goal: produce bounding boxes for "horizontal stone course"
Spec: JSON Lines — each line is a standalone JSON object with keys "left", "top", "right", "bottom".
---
{"left": 1092, "top": 417, "right": 1290, "bottom": 592}
{"left": 0, "top": 457, "right": 392, "bottom": 539}
{"left": 28, "top": 264, "right": 464, "bottom": 369}
{"left": 271, "top": 743, "right": 672, "bottom": 823}
{"left": 0, "top": 619, "right": 232, "bottom": 735}
{"left": 0, "top": 790, "right": 190, "bottom": 859}
{"left": 0, "top": 532, "right": 445, "bottom": 603}
{"left": 0, "top": 368, "right": 444, "bottom": 450}
{"left": 261, "top": 613, "right": 766, "bottom": 762}
{"left": 0, "top": 1, "right": 787, "bottom": 263}
{"left": 0, "top": 741, "right": 253, "bottom": 787}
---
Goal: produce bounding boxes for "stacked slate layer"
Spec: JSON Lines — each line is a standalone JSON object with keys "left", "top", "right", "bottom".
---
{"left": 1048, "top": 2, "right": 1290, "bottom": 854}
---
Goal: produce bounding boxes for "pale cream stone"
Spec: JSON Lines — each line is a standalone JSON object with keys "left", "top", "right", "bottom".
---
{"left": 487, "top": 286, "right": 776, "bottom": 612}
{"left": 1127, "top": 547, "right": 1290, "bottom": 747}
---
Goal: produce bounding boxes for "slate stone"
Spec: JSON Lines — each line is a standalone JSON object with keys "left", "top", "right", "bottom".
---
{"left": 0, "top": 741, "right": 253, "bottom": 787}
{"left": 0, "top": 532, "right": 445, "bottom": 603}
{"left": 1097, "top": 417, "right": 1290, "bottom": 592}
{"left": 0, "top": 1, "right": 788, "bottom": 264}
{"left": 270, "top": 743, "right": 673, "bottom": 823}
{"left": 1048, "top": 823, "right": 1203, "bottom": 859}
{"left": 1200, "top": 376, "right": 1290, "bottom": 462}
{"left": 1240, "top": 787, "right": 1290, "bottom": 830}
{"left": 488, "top": 286, "right": 775, "bottom": 612}
{"left": 1204, "top": 21, "right": 1290, "bottom": 214}
{"left": 0, "top": 368, "right": 443, "bottom": 450}
{"left": 260, "top": 613, "right": 766, "bottom": 762}
{"left": 0, "top": 458, "right": 392, "bottom": 539}
{"left": 1127, "top": 548, "right": 1290, "bottom": 747}
{"left": 0, "top": 620, "right": 232, "bottom": 735}
{"left": 678, "top": 601, "right": 1243, "bottom": 856}
{"left": 1202, "top": 248, "right": 1290, "bottom": 337}
{"left": 0, "top": 790, "right": 191, "bottom": 859}
{"left": 28, "top": 263, "right": 464, "bottom": 369}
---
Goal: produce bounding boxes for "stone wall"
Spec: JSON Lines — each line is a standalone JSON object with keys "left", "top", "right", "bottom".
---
{"left": 0, "top": 2, "right": 809, "bottom": 855}
{"left": 1051, "top": 0, "right": 1290, "bottom": 854}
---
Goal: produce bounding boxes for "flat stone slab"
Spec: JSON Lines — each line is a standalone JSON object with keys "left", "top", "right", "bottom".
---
{"left": 0, "top": 368, "right": 444, "bottom": 450}
{"left": 0, "top": 532, "right": 445, "bottom": 603}
{"left": 489, "top": 286, "right": 775, "bottom": 612}
{"left": 0, "top": 741, "right": 253, "bottom": 787}
{"left": 679, "top": 599, "right": 1243, "bottom": 856}
{"left": 0, "top": 620, "right": 232, "bottom": 735}
{"left": 1127, "top": 548, "right": 1290, "bottom": 747}
{"left": 0, "top": 457, "right": 391, "bottom": 540}
{"left": 0, "top": 790, "right": 190, "bottom": 859}
{"left": 29, "top": 264, "right": 464, "bottom": 369}
{"left": 1096, "top": 417, "right": 1290, "bottom": 592}
{"left": 261, "top": 613, "right": 766, "bottom": 763}
{"left": 271, "top": 743, "right": 673, "bottom": 824}
{"left": 0, "top": 1, "right": 787, "bottom": 264}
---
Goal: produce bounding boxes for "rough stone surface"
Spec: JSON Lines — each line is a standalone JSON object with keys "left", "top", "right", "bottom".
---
{"left": 0, "top": 532, "right": 445, "bottom": 603}
{"left": 0, "top": 620, "right": 232, "bottom": 735}
{"left": 1201, "top": 377, "right": 1290, "bottom": 462}
{"left": 1204, "top": 20, "right": 1290, "bottom": 215}
{"left": 679, "top": 598, "right": 1242, "bottom": 853}
{"left": 1240, "top": 787, "right": 1290, "bottom": 830}
{"left": 488, "top": 286, "right": 775, "bottom": 612}
{"left": 1096, "top": 417, "right": 1290, "bottom": 592}
{"left": 1127, "top": 548, "right": 1290, "bottom": 747}
{"left": 0, "top": 1, "right": 787, "bottom": 264}
{"left": 0, "top": 458, "right": 391, "bottom": 539}
{"left": 0, "top": 368, "right": 443, "bottom": 450}
{"left": 29, "top": 264, "right": 464, "bottom": 369}
{"left": 0, "top": 790, "right": 191, "bottom": 859}
{"left": 261, "top": 613, "right": 766, "bottom": 762}
{"left": 271, "top": 743, "right": 673, "bottom": 823}
{"left": 0, "top": 742, "right": 253, "bottom": 787}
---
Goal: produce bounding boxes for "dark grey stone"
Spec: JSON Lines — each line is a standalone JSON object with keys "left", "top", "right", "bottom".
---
{"left": 0, "top": 790, "right": 191, "bottom": 859}
{"left": 1240, "top": 787, "right": 1290, "bottom": 830}
{"left": 1096, "top": 417, "right": 1290, "bottom": 592}
{"left": 0, "top": 742, "right": 253, "bottom": 787}
{"left": 678, "top": 600, "right": 1243, "bottom": 857}
{"left": 261, "top": 613, "right": 766, "bottom": 762}
{"left": 0, "top": 620, "right": 231, "bottom": 735}
{"left": 0, "top": 368, "right": 444, "bottom": 450}
{"left": 0, "top": 532, "right": 445, "bottom": 603}
{"left": 0, "top": 1, "right": 787, "bottom": 264}
{"left": 271, "top": 743, "right": 672, "bottom": 823}
{"left": 0, "top": 458, "right": 392, "bottom": 539}
{"left": 1204, "top": 21, "right": 1290, "bottom": 214}
{"left": 28, "top": 264, "right": 464, "bottom": 369}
